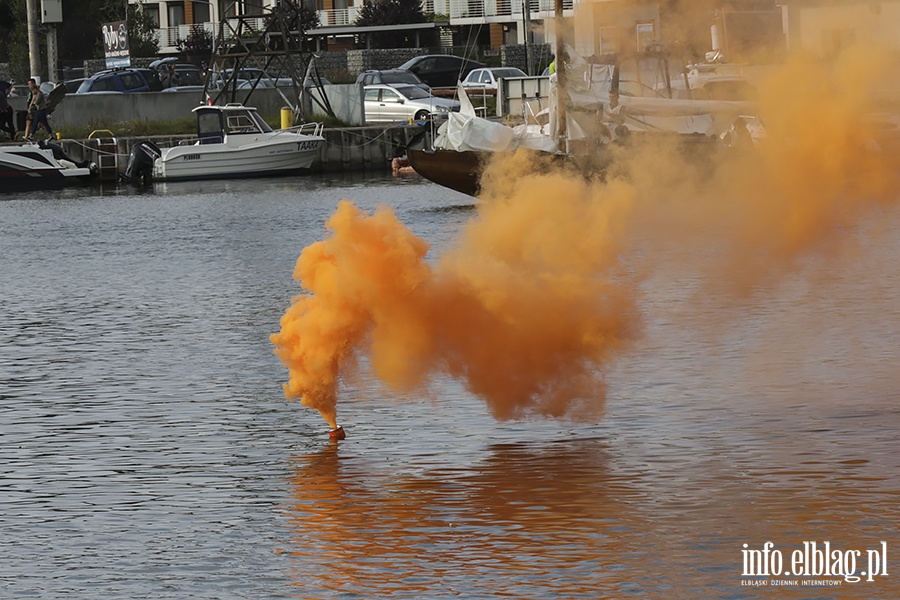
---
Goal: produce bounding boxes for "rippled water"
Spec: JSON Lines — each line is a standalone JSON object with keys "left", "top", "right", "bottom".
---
{"left": 1, "top": 174, "right": 898, "bottom": 599}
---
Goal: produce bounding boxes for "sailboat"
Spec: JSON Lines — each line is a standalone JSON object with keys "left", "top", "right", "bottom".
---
{"left": 407, "top": 7, "right": 763, "bottom": 198}
{"left": 406, "top": 83, "right": 562, "bottom": 196}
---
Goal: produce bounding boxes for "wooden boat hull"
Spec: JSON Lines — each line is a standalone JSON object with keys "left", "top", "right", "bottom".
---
{"left": 406, "top": 148, "right": 485, "bottom": 197}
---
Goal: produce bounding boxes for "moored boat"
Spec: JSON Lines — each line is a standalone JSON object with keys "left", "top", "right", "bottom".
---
{"left": 125, "top": 103, "right": 324, "bottom": 183}
{"left": 0, "top": 140, "right": 98, "bottom": 192}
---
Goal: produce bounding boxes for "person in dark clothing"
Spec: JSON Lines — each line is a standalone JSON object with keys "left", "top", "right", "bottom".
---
{"left": 0, "top": 80, "right": 16, "bottom": 140}
{"left": 24, "top": 78, "right": 53, "bottom": 141}
{"left": 163, "top": 64, "right": 181, "bottom": 89}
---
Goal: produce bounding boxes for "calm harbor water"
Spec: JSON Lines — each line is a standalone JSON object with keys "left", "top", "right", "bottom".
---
{"left": 1, "top": 173, "right": 898, "bottom": 599}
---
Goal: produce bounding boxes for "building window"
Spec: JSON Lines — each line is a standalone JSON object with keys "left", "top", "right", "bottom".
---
{"left": 168, "top": 2, "right": 186, "bottom": 26}
{"left": 635, "top": 21, "right": 655, "bottom": 52}
{"left": 144, "top": 3, "right": 161, "bottom": 26}
{"left": 597, "top": 26, "right": 617, "bottom": 56}
{"left": 193, "top": 1, "right": 211, "bottom": 22}
{"left": 244, "top": 0, "right": 264, "bottom": 15}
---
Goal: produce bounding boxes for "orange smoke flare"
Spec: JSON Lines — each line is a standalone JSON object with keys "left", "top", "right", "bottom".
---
{"left": 273, "top": 41, "right": 900, "bottom": 430}
{"left": 271, "top": 178, "right": 641, "bottom": 427}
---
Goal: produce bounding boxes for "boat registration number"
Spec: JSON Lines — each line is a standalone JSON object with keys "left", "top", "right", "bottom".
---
{"left": 296, "top": 141, "right": 318, "bottom": 151}
{"left": 182, "top": 154, "right": 201, "bottom": 161}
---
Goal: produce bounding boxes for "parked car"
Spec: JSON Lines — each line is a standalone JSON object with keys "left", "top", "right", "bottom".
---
{"left": 213, "top": 69, "right": 328, "bottom": 89}
{"left": 150, "top": 58, "right": 204, "bottom": 89}
{"left": 223, "top": 68, "right": 280, "bottom": 87}
{"left": 396, "top": 54, "right": 486, "bottom": 89}
{"left": 460, "top": 67, "right": 527, "bottom": 91}
{"left": 75, "top": 69, "right": 151, "bottom": 93}
{"left": 363, "top": 83, "right": 460, "bottom": 124}
{"left": 355, "top": 69, "right": 430, "bottom": 91}
{"left": 134, "top": 68, "right": 163, "bottom": 92}
{"left": 63, "top": 78, "right": 86, "bottom": 94}
{"left": 303, "top": 75, "right": 332, "bottom": 88}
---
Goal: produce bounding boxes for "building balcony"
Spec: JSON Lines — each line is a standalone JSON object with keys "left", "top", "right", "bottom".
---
{"left": 153, "top": 0, "right": 572, "bottom": 51}
{"left": 155, "top": 18, "right": 270, "bottom": 53}
{"left": 316, "top": 7, "right": 361, "bottom": 27}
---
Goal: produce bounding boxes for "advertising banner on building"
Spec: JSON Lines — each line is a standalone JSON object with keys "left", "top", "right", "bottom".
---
{"left": 103, "top": 21, "right": 131, "bottom": 68}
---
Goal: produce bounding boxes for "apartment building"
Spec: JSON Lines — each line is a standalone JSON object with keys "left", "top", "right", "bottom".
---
{"left": 128, "top": 0, "right": 573, "bottom": 55}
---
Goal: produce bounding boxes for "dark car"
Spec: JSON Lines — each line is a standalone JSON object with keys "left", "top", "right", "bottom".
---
{"left": 355, "top": 69, "right": 430, "bottom": 91}
{"left": 63, "top": 78, "right": 86, "bottom": 94}
{"left": 76, "top": 69, "right": 152, "bottom": 93}
{"left": 150, "top": 58, "right": 204, "bottom": 89}
{"left": 134, "top": 68, "right": 163, "bottom": 92}
{"left": 396, "top": 54, "right": 486, "bottom": 89}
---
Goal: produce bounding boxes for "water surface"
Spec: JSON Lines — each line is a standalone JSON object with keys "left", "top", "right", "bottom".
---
{"left": 1, "top": 174, "right": 898, "bottom": 598}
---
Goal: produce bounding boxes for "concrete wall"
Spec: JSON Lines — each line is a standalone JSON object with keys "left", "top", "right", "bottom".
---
{"left": 46, "top": 124, "right": 426, "bottom": 178}
{"left": 8, "top": 84, "right": 365, "bottom": 130}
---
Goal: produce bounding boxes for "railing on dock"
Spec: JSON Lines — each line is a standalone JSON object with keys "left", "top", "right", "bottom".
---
{"left": 87, "top": 130, "right": 119, "bottom": 182}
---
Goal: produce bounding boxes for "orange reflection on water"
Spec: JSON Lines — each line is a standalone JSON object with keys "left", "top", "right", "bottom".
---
{"left": 282, "top": 417, "right": 900, "bottom": 598}
{"left": 284, "top": 439, "right": 644, "bottom": 597}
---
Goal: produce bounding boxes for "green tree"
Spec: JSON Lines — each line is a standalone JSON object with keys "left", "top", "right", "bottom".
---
{"left": 0, "top": 0, "right": 18, "bottom": 63}
{"left": 265, "top": 0, "right": 320, "bottom": 52}
{"left": 355, "top": 0, "right": 431, "bottom": 49}
{"left": 96, "top": 0, "right": 159, "bottom": 58}
{"left": 1, "top": 0, "right": 33, "bottom": 82}
{"left": 177, "top": 24, "right": 214, "bottom": 62}
{"left": 97, "top": 0, "right": 159, "bottom": 56}
{"left": 126, "top": 3, "right": 160, "bottom": 57}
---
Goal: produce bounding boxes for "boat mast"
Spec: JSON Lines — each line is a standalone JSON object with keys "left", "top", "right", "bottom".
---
{"left": 523, "top": 0, "right": 534, "bottom": 75}
{"left": 554, "top": 0, "right": 567, "bottom": 152}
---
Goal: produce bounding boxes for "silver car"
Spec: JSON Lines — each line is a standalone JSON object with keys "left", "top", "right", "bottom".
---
{"left": 461, "top": 67, "right": 527, "bottom": 91}
{"left": 363, "top": 84, "right": 460, "bottom": 124}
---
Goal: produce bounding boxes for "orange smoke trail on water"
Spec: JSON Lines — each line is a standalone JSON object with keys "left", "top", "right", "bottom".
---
{"left": 271, "top": 168, "right": 641, "bottom": 427}
{"left": 273, "top": 41, "right": 900, "bottom": 429}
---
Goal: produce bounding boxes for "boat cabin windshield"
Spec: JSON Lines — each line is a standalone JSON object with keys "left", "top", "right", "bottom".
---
{"left": 197, "top": 111, "right": 224, "bottom": 144}
{"left": 224, "top": 109, "right": 273, "bottom": 135}
{"left": 196, "top": 107, "right": 273, "bottom": 143}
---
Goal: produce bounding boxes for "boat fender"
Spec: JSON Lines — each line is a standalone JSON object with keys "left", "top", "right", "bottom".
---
{"left": 125, "top": 141, "right": 161, "bottom": 185}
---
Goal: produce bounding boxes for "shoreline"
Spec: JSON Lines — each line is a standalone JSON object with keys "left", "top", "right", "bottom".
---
{"left": 1, "top": 123, "right": 428, "bottom": 180}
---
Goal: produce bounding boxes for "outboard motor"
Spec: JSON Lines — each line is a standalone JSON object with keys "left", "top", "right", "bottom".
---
{"left": 125, "top": 140, "right": 161, "bottom": 185}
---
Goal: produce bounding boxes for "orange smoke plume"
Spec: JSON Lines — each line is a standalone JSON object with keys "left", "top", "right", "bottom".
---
{"left": 271, "top": 170, "right": 641, "bottom": 427}
{"left": 273, "top": 41, "right": 900, "bottom": 430}
{"left": 270, "top": 201, "right": 432, "bottom": 428}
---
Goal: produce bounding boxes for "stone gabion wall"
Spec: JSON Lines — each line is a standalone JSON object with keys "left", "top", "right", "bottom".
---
{"left": 346, "top": 48, "right": 426, "bottom": 76}
{"left": 501, "top": 43, "right": 552, "bottom": 74}
{"left": 77, "top": 45, "right": 551, "bottom": 83}
{"left": 266, "top": 49, "right": 427, "bottom": 84}
{"left": 310, "top": 51, "right": 350, "bottom": 82}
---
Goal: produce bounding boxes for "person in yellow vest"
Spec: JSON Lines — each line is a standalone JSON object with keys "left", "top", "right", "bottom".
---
{"left": 548, "top": 58, "right": 557, "bottom": 74}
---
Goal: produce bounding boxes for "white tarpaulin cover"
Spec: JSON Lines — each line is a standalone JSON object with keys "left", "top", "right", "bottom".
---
{"left": 431, "top": 53, "right": 760, "bottom": 152}
{"left": 433, "top": 85, "right": 559, "bottom": 153}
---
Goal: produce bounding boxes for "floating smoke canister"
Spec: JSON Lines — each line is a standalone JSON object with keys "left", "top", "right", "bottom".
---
{"left": 329, "top": 426, "right": 346, "bottom": 440}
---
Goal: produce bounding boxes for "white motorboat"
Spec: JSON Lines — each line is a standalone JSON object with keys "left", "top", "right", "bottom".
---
{"left": 0, "top": 140, "right": 98, "bottom": 192}
{"left": 125, "top": 103, "right": 325, "bottom": 183}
